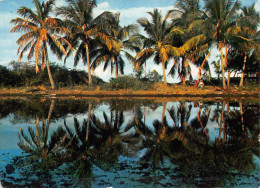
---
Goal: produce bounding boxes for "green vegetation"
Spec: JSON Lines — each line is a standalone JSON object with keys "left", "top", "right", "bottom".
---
{"left": 3, "top": 0, "right": 259, "bottom": 91}
{"left": 0, "top": 61, "right": 104, "bottom": 88}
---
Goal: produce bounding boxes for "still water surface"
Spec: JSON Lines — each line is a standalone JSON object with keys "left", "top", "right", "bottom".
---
{"left": 0, "top": 98, "right": 259, "bottom": 187}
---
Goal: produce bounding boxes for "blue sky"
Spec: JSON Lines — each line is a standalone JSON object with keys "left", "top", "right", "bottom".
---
{"left": 0, "top": 0, "right": 259, "bottom": 82}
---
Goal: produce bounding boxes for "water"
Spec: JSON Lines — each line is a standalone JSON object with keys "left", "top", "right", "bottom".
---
{"left": 0, "top": 97, "right": 259, "bottom": 187}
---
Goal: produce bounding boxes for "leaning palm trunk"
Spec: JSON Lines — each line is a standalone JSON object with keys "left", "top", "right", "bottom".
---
{"left": 86, "top": 43, "right": 92, "bottom": 86}
{"left": 197, "top": 108, "right": 209, "bottom": 137}
{"left": 239, "top": 55, "right": 247, "bottom": 87}
{"left": 197, "top": 47, "right": 214, "bottom": 80}
{"left": 162, "top": 62, "right": 167, "bottom": 84}
{"left": 44, "top": 100, "right": 55, "bottom": 151}
{"left": 45, "top": 49, "right": 56, "bottom": 90}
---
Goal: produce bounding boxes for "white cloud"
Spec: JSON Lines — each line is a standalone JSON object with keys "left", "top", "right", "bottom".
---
{"left": 95, "top": 5, "right": 173, "bottom": 27}
{"left": 98, "top": 2, "right": 109, "bottom": 9}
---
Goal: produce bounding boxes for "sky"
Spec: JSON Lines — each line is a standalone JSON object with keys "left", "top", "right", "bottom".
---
{"left": 0, "top": 0, "right": 259, "bottom": 83}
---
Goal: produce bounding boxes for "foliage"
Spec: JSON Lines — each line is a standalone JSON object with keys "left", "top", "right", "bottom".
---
{"left": 108, "top": 75, "right": 153, "bottom": 90}
{"left": 146, "top": 70, "right": 163, "bottom": 82}
{"left": 0, "top": 62, "right": 104, "bottom": 88}
{"left": 10, "top": 0, "right": 72, "bottom": 89}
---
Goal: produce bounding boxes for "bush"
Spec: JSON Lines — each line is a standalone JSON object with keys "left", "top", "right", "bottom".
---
{"left": 108, "top": 75, "right": 153, "bottom": 90}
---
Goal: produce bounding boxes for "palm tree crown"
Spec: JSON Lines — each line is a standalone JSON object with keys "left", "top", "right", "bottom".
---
{"left": 90, "top": 13, "right": 138, "bottom": 78}
{"left": 10, "top": 0, "right": 72, "bottom": 89}
{"left": 136, "top": 9, "right": 181, "bottom": 84}
{"left": 56, "top": 0, "right": 114, "bottom": 85}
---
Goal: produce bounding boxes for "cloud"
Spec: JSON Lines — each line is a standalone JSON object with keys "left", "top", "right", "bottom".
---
{"left": 95, "top": 5, "right": 173, "bottom": 26}
{"left": 98, "top": 2, "right": 109, "bottom": 9}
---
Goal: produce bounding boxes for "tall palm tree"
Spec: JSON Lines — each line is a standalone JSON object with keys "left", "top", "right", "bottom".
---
{"left": 169, "top": 0, "right": 211, "bottom": 84}
{"left": 135, "top": 9, "right": 181, "bottom": 85}
{"left": 91, "top": 13, "right": 138, "bottom": 78}
{"left": 234, "top": 3, "right": 259, "bottom": 87}
{"left": 10, "top": 0, "right": 72, "bottom": 89}
{"left": 202, "top": 0, "right": 241, "bottom": 89}
{"left": 56, "top": 0, "right": 114, "bottom": 86}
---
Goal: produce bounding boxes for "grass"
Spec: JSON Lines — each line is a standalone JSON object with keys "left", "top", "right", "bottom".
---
{"left": 0, "top": 83, "right": 259, "bottom": 98}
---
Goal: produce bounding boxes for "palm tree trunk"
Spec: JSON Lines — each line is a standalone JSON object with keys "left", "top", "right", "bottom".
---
{"left": 161, "top": 102, "right": 167, "bottom": 123}
{"left": 44, "top": 100, "right": 55, "bottom": 153}
{"left": 144, "top": 61, "right": 147, "bottom": 77}
{"left": 35, "top": 116, "right": 41, "bottom": 147}
{"left": 162, "top": 61, "right": 167, "bottom": 85}
{"left": 221, "top": 47, "right": 227, "bottom": 89}
{"left": 160, "top": 102, "right": 167, "bottom": 141}
{"left": 239, "top": 55, "right": 247, "bottom": 88}
{"left": 219, "top": 101, "right": 226, "bottom": 141}
{"left": 239, "top": 102, "right": 244, "bottom": 132}
{"left": 198, "top": 48, "right": 213, "bottom": 80}
{"left": 86, "top": 103, "right": 92, "bottom": 142}
{"left": 46, "top": 58, "right": 56, "bottom": 90}
{"left": 45, "top": 48, "right": 56, "bottom": 89}
{"left": 181, "top": 58, "right": 186, "bottom": 85}
{"left": 115, "top": 61, "right": 118, "bottom": 78}
{"left": 197, "top": 109, "right": 209, "bottom": 137}
{"left": 227, "top": 70, "right": 231, "bottom": 88}
{"left": 85, "top": 43, "right": 92, "bottom": 86}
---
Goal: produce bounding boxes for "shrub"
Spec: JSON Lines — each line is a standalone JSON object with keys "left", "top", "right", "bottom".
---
{"left": 109, "top": 75, "right": 153, "bottom": 90}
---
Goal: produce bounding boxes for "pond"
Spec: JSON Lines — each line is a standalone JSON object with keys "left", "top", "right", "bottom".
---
{"left": 0, "top": 97, "right": 259, "bottom": 187}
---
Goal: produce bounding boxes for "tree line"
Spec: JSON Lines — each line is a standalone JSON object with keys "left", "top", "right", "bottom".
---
{"left": 9, "top": 0, "right": 259, "bottom": 89}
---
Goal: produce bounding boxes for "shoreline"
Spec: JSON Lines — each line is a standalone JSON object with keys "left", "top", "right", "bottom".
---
{"left": 0, "top": 86, "right": 259, "bottom": 99}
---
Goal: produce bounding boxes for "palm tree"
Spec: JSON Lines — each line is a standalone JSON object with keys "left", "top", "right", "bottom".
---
{"left": 10, "top": 0, "right": 72, "bottom": 89}
{"left": 135, "top": 9, "right": 181, "bottom": 85}
{"left": 202, "top": 0, "right": 241, "bottom": 89}
{"left": 91, "top": 13, "right": 138, "bottom": 78}
{"left": 169, "top": 0, "right": 211, "bottom": 84}
{"left": 234, "top": 3, "right": 259, "bottom": 87}
{"left": 56, "top": 0, "right": 114, "bottom": 86}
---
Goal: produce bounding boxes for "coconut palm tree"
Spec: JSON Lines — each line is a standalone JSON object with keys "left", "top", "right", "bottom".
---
{"left": 56, "top": 0, "right": 114, "bottom": 85}
{"left": 90, "top": 13, "right": 138, "bottom": 78}
{"left": 202, "top": 0, "right": 241, "bottom": 89}
{"left": 135, "top": 9, "right": 182, "bottom": 85}
{"left": 169, "top": 0, "right": 212, "bottom": 84}
{"left": 233, "top": 3, "right": 259, "bottom": 87}
{"left": 10, "top": 0, "right": 72, "bottom": 89}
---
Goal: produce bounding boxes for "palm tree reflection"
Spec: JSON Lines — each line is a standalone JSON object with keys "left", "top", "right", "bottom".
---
{"left": 17, "top": 100, "right": 73, "bottom": 170}
{"left": 8, "top": 100, "right": 259, "bottom": 187}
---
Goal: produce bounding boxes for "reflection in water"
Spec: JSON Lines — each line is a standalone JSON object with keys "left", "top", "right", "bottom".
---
{"left": 0, "top": 98, "right": 259, "bottom": 187}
